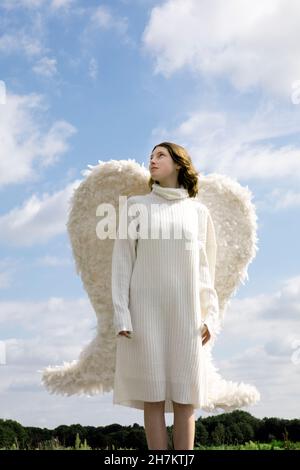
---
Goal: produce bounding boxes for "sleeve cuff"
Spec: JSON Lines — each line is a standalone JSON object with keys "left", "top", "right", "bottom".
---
{"left": 115, "top": 327, "right": 133, "bottom": 336}
{"left": 202, "top": 313, "right": 222, "bottom": 341}
{"left": 113, "top": 306, "right": 133, "bottom": 336}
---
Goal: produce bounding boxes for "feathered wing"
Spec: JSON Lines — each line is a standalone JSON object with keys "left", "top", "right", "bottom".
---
{"left": 196, "top": 172, "right": 260, "bottom": 410}
{"left": 40, "top": 159, "right": 150, "bottom": 395}
{"left": 40, "top": 161, "right": 260, "bottom": 411}
{"left": 196, "top": 172, "right": 259, "bottom": 319}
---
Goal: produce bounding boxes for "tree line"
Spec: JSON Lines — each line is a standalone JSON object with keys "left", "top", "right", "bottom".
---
{"left": 0, "top": 410, "right": 299, "bottom": 450}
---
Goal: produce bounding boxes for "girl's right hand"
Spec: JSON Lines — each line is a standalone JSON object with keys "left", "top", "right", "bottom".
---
{"left": 118, "top": 330, "right": 132, "bottom": 338}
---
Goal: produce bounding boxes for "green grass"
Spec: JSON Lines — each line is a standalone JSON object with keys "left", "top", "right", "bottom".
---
{"left": 194, "top": 440, "right": 300, "bottom": 450}
{"left": 2, "top": 432, "right": 300, "bottom": 451}
{"left": 2, "top": 440, "right": 300, "bottom": 450}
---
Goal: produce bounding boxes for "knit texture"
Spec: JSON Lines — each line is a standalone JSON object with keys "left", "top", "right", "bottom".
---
{"left": 111, "top": 184, "right": 222, "bottom": 412}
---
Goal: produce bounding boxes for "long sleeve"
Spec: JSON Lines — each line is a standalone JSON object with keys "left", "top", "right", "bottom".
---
{"left": 111, "top": 199, "right": 138, "bottom": 336}
{"left": 199, "top": 208, "right": 222, "bottom": 341}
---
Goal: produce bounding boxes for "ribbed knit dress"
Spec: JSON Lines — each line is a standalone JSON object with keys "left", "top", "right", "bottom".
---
{"left": 111, "top": 183, "right": 221, "bottom": 413}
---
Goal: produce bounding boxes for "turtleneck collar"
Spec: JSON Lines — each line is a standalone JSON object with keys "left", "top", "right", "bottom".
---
{"left": 151, "top": 182, "right": 189, "bottom": 200}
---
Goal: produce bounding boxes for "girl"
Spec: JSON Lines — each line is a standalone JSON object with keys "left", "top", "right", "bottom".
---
{"left": 111, "top": 142, "right": 221, "bottom": 450}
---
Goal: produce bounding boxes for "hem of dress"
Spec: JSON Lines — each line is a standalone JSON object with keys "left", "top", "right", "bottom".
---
{"left": 113, "top": 397, "right": 215, "bottom": 413}
{"left": 113, "top": 385, "right": 213, "bottom": 413}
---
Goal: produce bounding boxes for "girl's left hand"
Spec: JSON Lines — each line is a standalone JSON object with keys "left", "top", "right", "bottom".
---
{"left": 201, "top": 324, "right": 211, "bottom": 346}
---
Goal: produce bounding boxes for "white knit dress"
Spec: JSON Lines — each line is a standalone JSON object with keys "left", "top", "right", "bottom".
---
{"left": 111, "top": 183, "right": 221, "bottom": 413}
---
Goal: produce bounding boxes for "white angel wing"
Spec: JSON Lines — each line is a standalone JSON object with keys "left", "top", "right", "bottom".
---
{"left": 40, "top": 160, "right": 260, "bottom": 411}
{"left": 40, "top": 159, "right": 150, "bottom": 395}
{"left": 196, "top": 172, "right": 259, "bottom": 320}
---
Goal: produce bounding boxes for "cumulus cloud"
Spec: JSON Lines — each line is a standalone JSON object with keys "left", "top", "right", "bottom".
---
{"left": 34, "top": 255, "right": 72, "bottom": 267}
{"left": 142, "top": 0, "right": 300, "bottom": 97}
{"left": 150, "top": 100, "right": 300, "bottom": 211}
{"left": 0, "top": 296, "right": 135, "bottom": 427}
{"left": 0, "top": 297, "right": 95, "bottom": 369}
{"left": 0, "top": 0, "right": 45, "bottom": 9}
{"left": 0, "top": 31, "right": 44, "bottom": 57}
{"left": 217, "top": 276, "right": 300, "bottom": 355}
{"left": 0, "top": 179, "right": 81, "bottom": 246}
{"left": 0, "top": 91, "right": 76, "bottom": 188}
{"left": 0, "top": 270, "right": 13, "bottom": 289}
{"left": 261, "top": 189, "right": 300, "bottom": 210}
{"left": 0, "top": 0, "right": 75, "bottom": 10}
{"left": 216, "top": 344, "right": 300, "bottom": 419}
{"left": 0, "top": 259, "right": 19, "bottom": 290}
{"left": 50, "top": 0, "right": 75, "bottom": 9}
{"left": 91, "top": 5, "right": 128, "bottom": 34}
{"left": 81, "top": 4, "right": 136, "bottom": 48}
{"left": 33, "top": 56, "right": 58, "bottom": 77}
{"left": 207, "top": 275, "right": 300, "bottom": 418}
{"left": 0, "top": 296, "right": 98, "bottom": 429}
{"left": 88, "top": 57, "right": 98, "bottom": 80}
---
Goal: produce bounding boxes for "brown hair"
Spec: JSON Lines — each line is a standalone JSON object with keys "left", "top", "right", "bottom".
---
{"left": 148, "top": 142, "right": 199, "bottom": 198}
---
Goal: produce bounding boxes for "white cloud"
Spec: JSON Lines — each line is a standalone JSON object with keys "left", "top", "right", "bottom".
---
{"left": 0, "top": 0, "right": 45, "bottom": 9}
{"left": 50, "top": 0, "right": 75, "bottom": 9}
{"left": 38, "top": 120, "right": 76, "bottom": 166}
{"left": 219, "top": 276, "right": 300, "bottom": 346}
{"left": 0, "top": 0, "right": 75, "bottom": 10}
{"left": 91, "top": 5, "right": 128, "bottom": 35}
{"left": 259, "top": 189, "right": 300, "bottom": 210}
{"left": 216, "top": 345, "right": 300, "bottom": 419}
{"left": 120, "top": 0, "right": 158, "bottom": 5}
{"left": 0, "top": 296, "right": 96, "bottom": 421}
{"left": 33, "top": 56, "right": 57, "bottom": 77}
{"left": 0, "top": 271, "right": 12, "bottom": 290}
{"left": 0, "top": 295, "right": 144, "bottom": 428}
{"left": 0, "top": 31, "right": 43, "bottom": 57}
{"left": 84, "top": 5, "right": 135, "bottom": 48}
{"left": 35, "top": 255, "right": 72, "bottom": 267}
{"left": 0, "top": 259, "right": 20, "bottom": 290}
{"left": 88, "top": 57, "right": 98, "bottom": 80}
{"left": 0, "top": 385, "right": 123, "bottom": 428}
{"left": 0, "top": 297, "right": 96, "bottom": 389}
{"left": 0, "top": 91, "right": 76, "bottom": 187}
{"left": 0, "top": 179, "right": 81, "bottom": 246}
{"left": 207, "top": 276, "right": 300, "bottom": 418}
{"left": 142, "top": 0, "right": 300, "bottom": 97}
{"left": 0, "top": 1, "right": 47, "bottom": 57}
{"left": 219, "top": 145, "right": 300, "bottom": 181}
{"left": 150, "top": 101, "right": 300, "bottom": 211}
{"left": 176, "top": 99, "right": 300, "bottom": 145}
{"left": 0, "top": 296, "right": 95, "bottom": 346}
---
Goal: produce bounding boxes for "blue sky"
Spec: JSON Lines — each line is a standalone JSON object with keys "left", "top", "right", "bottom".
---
{"left": 0, "top": 0, "right": 300, "bottom": 429}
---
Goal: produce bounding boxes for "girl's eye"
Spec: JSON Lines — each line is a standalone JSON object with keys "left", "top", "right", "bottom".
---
{"left": 150, "top": 153, "right": 164, "bottom": 161}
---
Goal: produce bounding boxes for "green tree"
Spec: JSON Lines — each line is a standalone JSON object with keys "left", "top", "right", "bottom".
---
{"left": 227, "top": 423, "right": 244, "bottom": 445}
{"left": 211, "top": 423, "right": 225, "bottom": 446}
{"left": 195, "top": 422, "right": 209, "bottom": 446}
{"left": 0, "top": 419, "right": 27, "bottom": 449}
{"left": 0, "top": 423, "right": 15, "bottom": 448}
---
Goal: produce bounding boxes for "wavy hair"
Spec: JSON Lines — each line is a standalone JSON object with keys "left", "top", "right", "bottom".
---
{"left": 148, "top": 142, "right": 199, "bottom": 198}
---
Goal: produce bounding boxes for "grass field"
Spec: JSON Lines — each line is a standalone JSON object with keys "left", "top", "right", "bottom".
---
{"left": 2, "top": 439, "right": 300, "bottom": 450}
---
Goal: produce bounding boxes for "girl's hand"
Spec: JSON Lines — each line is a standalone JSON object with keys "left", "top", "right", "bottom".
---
{"left": 118, "top": 330, "right": 132, "bottom": 338}
{"left": 201, "top": 324, "right": 211, "bottom": 346}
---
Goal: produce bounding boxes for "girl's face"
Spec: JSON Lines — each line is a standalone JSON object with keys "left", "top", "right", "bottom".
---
{"left": 149, "top": 146, "right": 180, "bottom": 183}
